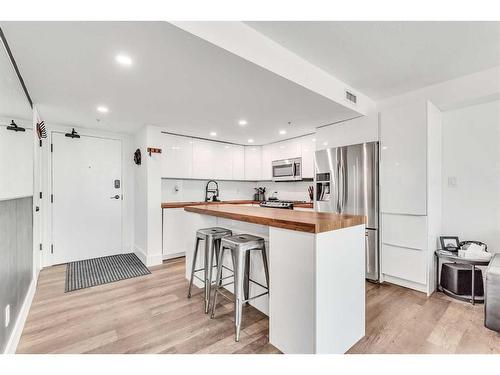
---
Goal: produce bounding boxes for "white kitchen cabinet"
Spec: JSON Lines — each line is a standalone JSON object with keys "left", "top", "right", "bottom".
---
{"left": 261, "top": 144, "right": 273, "bottom": 180}
{"left": 244, "top": 146, "right": 262, "bottom": 181}
{"left": 192, "top": 139, "right": 215, "bottom": 179}
{"left": 379, "top": 100, "right": 442, "bottom": 295}
{"left": 274, "top": 138, "right": 301, "bottom": 161}
{"left": 315, "top": 115, "right": 379, "bottom": 151}
{"left": 380, "top": 101, "right": 427, "bottom": 215}
{"left": 160, "top": 133, "right": 193, "bottom": 178}
{"left": 231, "top": 145, "right": 245, "bottom": 180}
{"left": 213, "top": 142, "right": 233, "bottom": 180}
{"left": 162, "top": 208, "right": 188, "bottom": 258}
{"left": 300, "top": 135, "right": 316, "bottom": 179}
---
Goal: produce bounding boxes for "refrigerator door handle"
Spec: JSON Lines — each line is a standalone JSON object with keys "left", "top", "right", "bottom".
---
{"left": 336, "top": 161, "right": 341, "bottom": 213}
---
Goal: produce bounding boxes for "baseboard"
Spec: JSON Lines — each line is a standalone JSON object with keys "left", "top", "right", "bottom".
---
{"left": 133, "top": 244, "right": 148, "bottom": 265}
{"left": 134, "top": 245, "right": 163, "bottom": 267}
{"left": 381, "top": 274, "right": 427, "bottom": 294}
{"left": 162, "top": 252, "right": 185, "bottom": 260}
{"left": 4, "top": 275, "right": 37, "bottom": 354}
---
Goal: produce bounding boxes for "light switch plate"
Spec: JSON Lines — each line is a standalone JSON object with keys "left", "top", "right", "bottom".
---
{"left": 448, "top": 177, "right": 457, "bottom": 188}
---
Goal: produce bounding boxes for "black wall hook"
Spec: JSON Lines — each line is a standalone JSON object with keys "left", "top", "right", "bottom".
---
{"left": 6, "top": 120, "right": 26, "bottom": 132}
{"left": 65, "top": 128, "right": 80, "bottom": 139}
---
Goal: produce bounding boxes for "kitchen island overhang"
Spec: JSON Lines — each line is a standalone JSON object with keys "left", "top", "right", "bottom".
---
{"left": 183, "top": 204, "right": 366, "bottom": 354}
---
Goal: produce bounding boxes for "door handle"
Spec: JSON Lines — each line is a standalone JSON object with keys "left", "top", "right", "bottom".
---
{"left": 110, "top": 195, "right": 120, "bottom": 199}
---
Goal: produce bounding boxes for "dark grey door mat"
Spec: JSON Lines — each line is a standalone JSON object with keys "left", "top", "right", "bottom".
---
{"left": 65, "top": 253, "right": 151, "bottom": 292}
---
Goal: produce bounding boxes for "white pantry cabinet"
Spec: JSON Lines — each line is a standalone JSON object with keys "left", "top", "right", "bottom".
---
{"left": 380, "top": 102, "right": 427, "bottom": 215}
{"left": 379, "top": 100, "right": 442, "bottom": 295}
{"left": 160, "top": 133, "right": 193, "bottom": 178}
{"left": 244, "top": 146, "right": 262, "bottom": 181}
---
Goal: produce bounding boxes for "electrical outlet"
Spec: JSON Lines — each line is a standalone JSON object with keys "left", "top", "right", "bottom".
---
{"left": 5, "top": 304, "right": 10, "bottom": 328}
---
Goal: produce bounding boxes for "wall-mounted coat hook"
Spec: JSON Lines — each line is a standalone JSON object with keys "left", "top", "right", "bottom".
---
{"left": 65, "top": 128, "right": 80, "bottom": 139}
{"left": 6, "top": 120, "right": 26, "bottom": 132}
{"left": 147, "top": 147, "right": 162, "bottom": 156}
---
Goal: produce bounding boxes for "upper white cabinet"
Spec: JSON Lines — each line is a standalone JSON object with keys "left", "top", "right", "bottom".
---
{"left": 231, "top": 145, "right": 245, "bottom": 180}
{"left": 300, "top": 135, "right": 316, "bottom": 179}
{"left": 161, "top": 132, "right": 315, "bottom": 181}
{"left": 315, "top": 115, "right": 379, "bottom": 151}
{"left": 274, "top": 138, "right": 301, "bottom": 161}
{"left": 244, "top": 146, "right": 262, "bottom": 181}
{"left": 192, "top": 139, "right": 215, "bottom": 179}
{"left": 161, "top": 133, "right": 193, "bottom": 179}
{"left": 380, "top": 102, "right": 427, "bottom": 215}
{"left": 261, "top": 144, "right": 273, "bottom": 180}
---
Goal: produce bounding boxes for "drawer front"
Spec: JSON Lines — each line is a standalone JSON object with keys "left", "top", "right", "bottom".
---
{"left": 382, "top": 214, "right": 427, "bottom": 250}
{"left": 381, "top": 244, "right": 427, "bottom": 285}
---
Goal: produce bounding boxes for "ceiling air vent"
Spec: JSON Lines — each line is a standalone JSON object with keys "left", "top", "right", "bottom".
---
{"left": 345, "top": 90, "right": 357, "bottom": 104}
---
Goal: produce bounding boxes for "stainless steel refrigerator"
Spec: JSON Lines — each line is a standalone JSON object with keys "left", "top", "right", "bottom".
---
{"left": 314, "top": 142, "right": 379, "bottom": 281}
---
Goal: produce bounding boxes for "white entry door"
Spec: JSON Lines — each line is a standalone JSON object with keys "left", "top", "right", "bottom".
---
{"left": 52, "top": 133, "right": 122, "bottom": 264}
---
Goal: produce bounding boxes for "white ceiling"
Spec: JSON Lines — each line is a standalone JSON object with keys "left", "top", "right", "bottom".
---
{"left": 246, "top": 21, "right": 500, "bottom": 100}
{"left": 0, "top": 22, "right": 359, "bottom": 144}
{"left": 0, "top": 40, "right": 31, "bottom": 122}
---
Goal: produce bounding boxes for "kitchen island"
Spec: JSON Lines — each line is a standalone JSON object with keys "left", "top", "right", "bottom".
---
{"left": 183, "top": 204, "right": 366, "bottom": 354}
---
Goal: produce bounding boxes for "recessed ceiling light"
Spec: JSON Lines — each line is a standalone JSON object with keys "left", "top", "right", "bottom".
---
{"left": 312, "top": 138, "right": 316, "bottom": 142}
{"left": 97, "top": 106, "right": 109, "bottom": 113}
{"left": 238, "top": 119, "right": 248, "bottom": 126}
{"left": 210, "top": 131, "right": 217, "bottom": 137}
{"left": 248, "top": 139, "right": 254, "bottom": 143}
{"left": 279, "top": 130, "right": 287, "bottom": 135}
{"left": 115, "top": 54, "right": 133, "bottom": 66}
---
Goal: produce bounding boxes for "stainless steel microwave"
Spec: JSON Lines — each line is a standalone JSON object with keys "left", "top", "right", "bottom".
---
{"left": 272, "top": 157, "right": 302, "bottom": 181}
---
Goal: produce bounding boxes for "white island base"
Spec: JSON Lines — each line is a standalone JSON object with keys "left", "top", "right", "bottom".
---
{"left": 184, "top": 210, "right": 366, "bottom": 354}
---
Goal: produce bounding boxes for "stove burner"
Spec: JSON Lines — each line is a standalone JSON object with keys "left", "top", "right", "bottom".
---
{"left": 259, "top": 200, "right": 294, "bottom": 209}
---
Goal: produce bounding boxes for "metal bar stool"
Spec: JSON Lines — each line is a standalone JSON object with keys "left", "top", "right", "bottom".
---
{"left": 211, "top": 233, "right": 269, "bottom": 341}
{"left": 187, "top": 227, "right": 233, "bottom": 313}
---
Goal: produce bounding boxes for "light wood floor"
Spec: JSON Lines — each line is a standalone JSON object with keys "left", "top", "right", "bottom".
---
{"left": 17, "top": 257, "right": 500, "bottom": 354}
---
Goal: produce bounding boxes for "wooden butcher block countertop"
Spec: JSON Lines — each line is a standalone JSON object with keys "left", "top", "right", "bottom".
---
{"left": 184, "top": 204, "right": 365, "bottom": 234}
{"left": 162, "top": 200, "right": 314, "bottom": 209}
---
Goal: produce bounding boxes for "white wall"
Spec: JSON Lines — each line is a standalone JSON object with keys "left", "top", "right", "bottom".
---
{"left": 441, "top": 99, "right": 500, "bottom": 253}
{"left": 133, "top": 125, "right": 163, "bottom": 266}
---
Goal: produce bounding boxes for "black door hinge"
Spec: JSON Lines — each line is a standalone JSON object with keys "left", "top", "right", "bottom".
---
{"left": 39, "top": 139, "right": 42, "bottom": 147}
{"left": 51, "top": 244, "right": 54, "bottom": 254}
{"left": 39, "top": 191, "right": 42, "bottom": 199}
{"left": 51, "top": 143, "right": 53, "bottom": 152}
{"left": 51, "top": 194, "right": 53, "bottom": 203}
{"left": 39, "top": 243, "right": 42, "bottom": 251}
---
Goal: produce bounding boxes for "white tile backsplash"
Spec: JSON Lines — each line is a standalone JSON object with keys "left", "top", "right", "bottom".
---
{"left": 161, "top": 179, "right": 314, "bottom": 203}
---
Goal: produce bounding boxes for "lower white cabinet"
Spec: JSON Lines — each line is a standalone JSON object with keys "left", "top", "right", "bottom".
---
{"left": 380, "top": 213, "right": 430, "bottom": 293}
{"left": 162, "top": 208, "right": 189, "bottom": 258}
